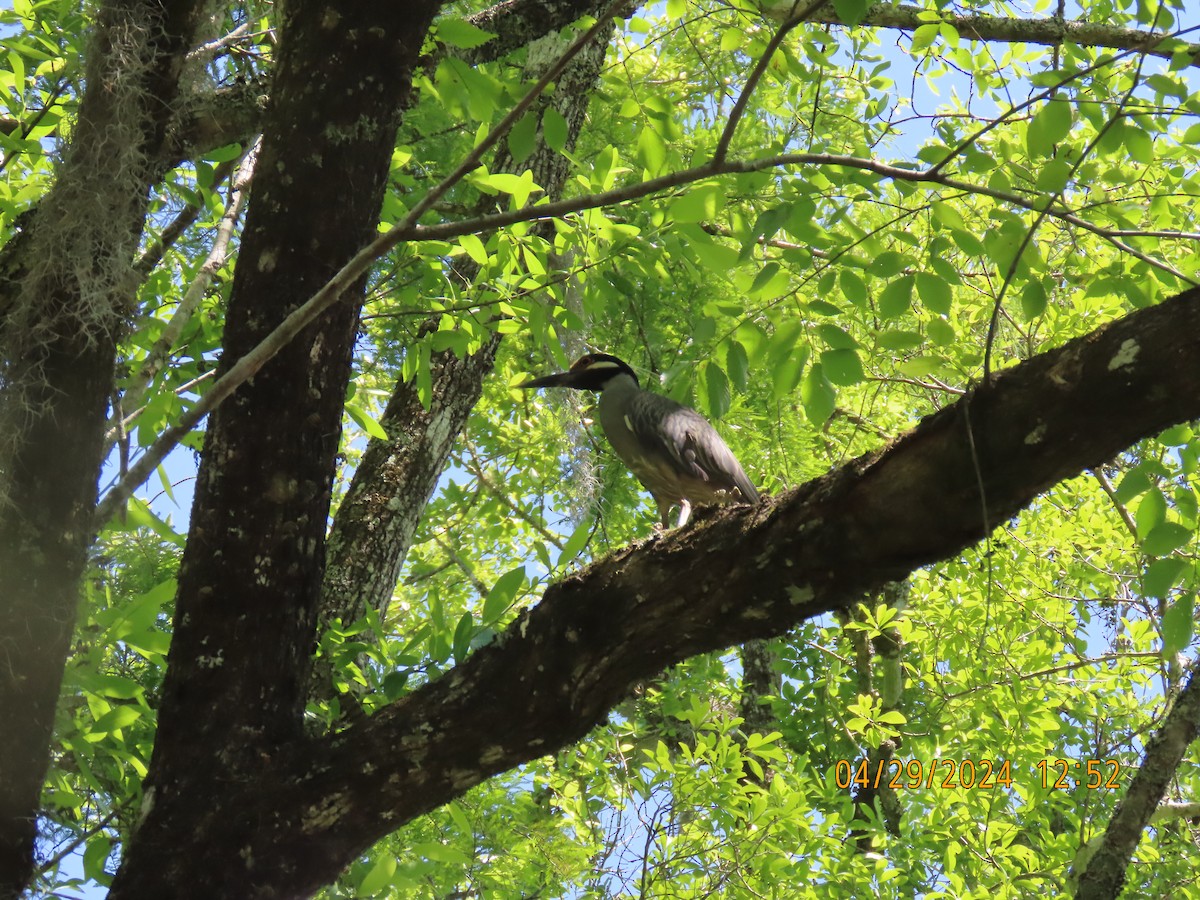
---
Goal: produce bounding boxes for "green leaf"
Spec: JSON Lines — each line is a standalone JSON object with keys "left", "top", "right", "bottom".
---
{"left": 878, "top": 274, "right": 914, "bottom": 318}
{"left": 1099, "top": 119, "right": 1154, "bottom": 163}
{"left": 817, "top": 323, "right": 857, "bottom": 350}
{"left": 949, "top": 227, "right": 985, "bottom": 256}
{"left": 876, "top": 330, "right": 924, "bottom": 351}
{"left": 1035, "top": 158, "right": 1072, "bottom": 193}
{"left": 205, "top": 142, "right": 245, "bottom": 163}
{"left": 930, "top": 201, "right": 966, "bottom": 231}
{"left": 896, "top": 356, "right": 944, "bottom": 378}
{"left": 1123, "top": 125, "right": 1154, "bottom": 165}
{"left": 725, "top": 340, "right": 750, "bottom": 390}
{"left": 915, "top": 272, "right": 952, "bottom": 315}
{"left": 382, "top": 670, "right": 409, "bottom": 701}
{"left": 1162, "top": 593, "right": 1195, "bottom": 656}
{"left": 118, "top": 497, "right": 185, "bottom": 546}
{"left": 1115, "top": 467, "right": 1152, "bottom": 503}
{"left": 801, "top": 363, "right": 836, "bottom": 425}
{"left": 749, "top": 262, "right": 782, "bottom": 297}
{"left": 412, "top": 842, "right": 472, "bottom": 865}
{"left": 701, "top": 361, "right": 731, "bottom": 419}
{"left": 1144, "top": 558, "right": 1189, "bottom": 598}
{"left": 1019, "top": 280, "right": 1048, "bottom": 320}
{"left": 486, "top": 171, "right": 541, "bottom": 207}
{"left": 1135, "top": 488, "right": 1167, "bottom": 539}
{"left": 92, "top": 705, "right": 142, "bottom": 735}
{"left": 84, "top": 674, "right": 144, "bottom": 700}
{"left": 102, "top": 578, "right": 176, "bottom": 639}
{"left": 868, "top": 251, "right": 908, "bottom": 278}
{"left": 542, "top": 107, "right": 568, "bottom": 153}
{"left": 911, "top": 23, "right": 939, "bottom": 53}
{"left": 482, "top": 565, "right": 526, "bottom": 624}
{"left": 358, "top": 855, "right": 396, "bottom": 895}
{"left": 82, "top": 834, "right": 112, "bottom": 885}
{"left": 840, "top": 269, "right": 868, "bottom": 306}
{"left": 1026, "top": 100, "right": 1073, "bottom": 158}
{"left": 820, "top": 349, "right": 863, "bottom": 385}
{"left": 558, "top": 518, "right": 593, "bottom": 567}
{"left": 506, "top": 112, "right": 538, "bottom": 163}
{"left": 1159, "top": 424, "right": 1194, "bottom": 446}
{"left": 436, "top": 17, "right": 496, "bottom": 50}
{"left": 637, "top": 125, "right": 666, "bottom": 174}
{"left": 668, "top": 183, "right": 723, "bottom": 223}
{"left": 458, "top": 232, "right": 489, "bottom": 267}
{"left": 983, "top": 218, "right": 1031, "bottom": 276}
{"left": 1142, "top": 522, "right": 1192, "bottom": 557}
{"left": 346, "top": 403, "right": 389, "bottom": 441}
{"left": 769, "top": 340, "right": 809, "bottom": 401}
{"left": 831, "top": 0, "right": 870, "bottom": 26}
{"left": 451, "top": 611, "right": 475, "bottom": 662}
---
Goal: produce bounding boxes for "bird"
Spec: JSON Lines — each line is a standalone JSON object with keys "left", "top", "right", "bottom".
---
{"left": 520, "top": 352, "right": 759, "bottom": 528}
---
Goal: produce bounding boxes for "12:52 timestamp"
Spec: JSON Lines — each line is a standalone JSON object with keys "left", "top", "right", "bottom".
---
{"left": 1036, "top": 758, "right": 1121, "bottom": 790}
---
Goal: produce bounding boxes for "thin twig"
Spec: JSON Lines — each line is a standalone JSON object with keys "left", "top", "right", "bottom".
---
{"left": 1092, "top": 467, "right": 1139, "bottom": 541}
{"left": 186, "top": 22, "right": 253, "bottom": 60}
{"left": 133, "top": 158, "right": 240, "bottom": 277}
{"left": 397, "top": 0, "right": 631, "bottom": 231}
{"left": 106, "top": 140, "right": 259, "bottom": 450}
{"left": 712, "top": 1, "right": 820, "bottom": 164}
{"left": 34, "top": 807, "right": 121, "bottom": 878}
{"left": 93, "top": 141, "right": 1197, "bottom": 525}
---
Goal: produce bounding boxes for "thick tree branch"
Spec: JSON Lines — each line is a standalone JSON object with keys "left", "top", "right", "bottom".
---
{"left": 117, "top": 284, "right": 1200, "bottom": 898}
{"left": 0, "top": 0, "right": 212, "bottom": 893}
{"left": 158, "top": 77, "right": 268, "bottom": 169}
{"left": 108, "top": 3, "right": 445, "bottom": 895}
{"left": 463, "top": 0, "right": 629, "bottom": 64}
{"left": 319, "top": 283, "right": 1199, "bottom": 835}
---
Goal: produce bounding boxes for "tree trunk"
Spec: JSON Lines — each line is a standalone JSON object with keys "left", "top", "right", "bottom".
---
{"left": 0, "top": 2, "right": 206, "bottom": 894}
{"left": 107, "top": 2, "right": 440, "bottom": 895}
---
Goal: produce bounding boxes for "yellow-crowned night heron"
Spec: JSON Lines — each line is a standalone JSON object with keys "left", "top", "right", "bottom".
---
{"left": 520, "top": 353, "right": 759, "bottom": 527}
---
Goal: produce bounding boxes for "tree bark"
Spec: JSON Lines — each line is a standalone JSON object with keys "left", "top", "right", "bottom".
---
{"left": 0, "top": 2, "right": 206, "bottom": 894}
{"left": 106, "top": 2, "right": 442, "bottom": 895}
{"left": 1074, "top": 665, "right": 1200, "bottom": 900}
{"left": 764, "top": 1, "right": 1199, "bottom": 66}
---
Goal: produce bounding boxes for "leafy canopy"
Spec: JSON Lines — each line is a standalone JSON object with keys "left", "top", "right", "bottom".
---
{"left": 7, "top": 0, "right": 1199, "bottom": 896}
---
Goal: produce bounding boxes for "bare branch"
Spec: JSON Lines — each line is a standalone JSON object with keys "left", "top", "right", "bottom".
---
{"left": 762, "top": 1, "right": 1200, "bottom": 69}
{"left": 109, "top": 141, "right": 259, "bottom": 450}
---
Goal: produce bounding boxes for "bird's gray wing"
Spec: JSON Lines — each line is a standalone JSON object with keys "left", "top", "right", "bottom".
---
{"left": 676, "top": 413, "right": 759, "bottom": 503}
{"left": 629, "top": 395, "right": 758, "bottom": 503}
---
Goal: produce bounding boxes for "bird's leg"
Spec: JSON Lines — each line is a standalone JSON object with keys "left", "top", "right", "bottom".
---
{"left": 675, "top": 498, "right": 692, "bottom": 528}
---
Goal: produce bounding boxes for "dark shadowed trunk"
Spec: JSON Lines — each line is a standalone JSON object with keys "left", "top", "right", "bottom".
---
{"left": 105, "top": 2, "right": 442, "bottom": 896}
{"left": 0, "top": 2, "right": 207, "bottom": 893}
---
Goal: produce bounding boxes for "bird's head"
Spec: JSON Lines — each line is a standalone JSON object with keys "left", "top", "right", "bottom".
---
{"left": 519, "top": 353, "right": 640, "bottom": 391}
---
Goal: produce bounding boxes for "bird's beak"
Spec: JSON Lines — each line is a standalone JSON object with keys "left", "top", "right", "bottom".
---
{"left": 518, "top": 370, "right": 584, "bottom": 389}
